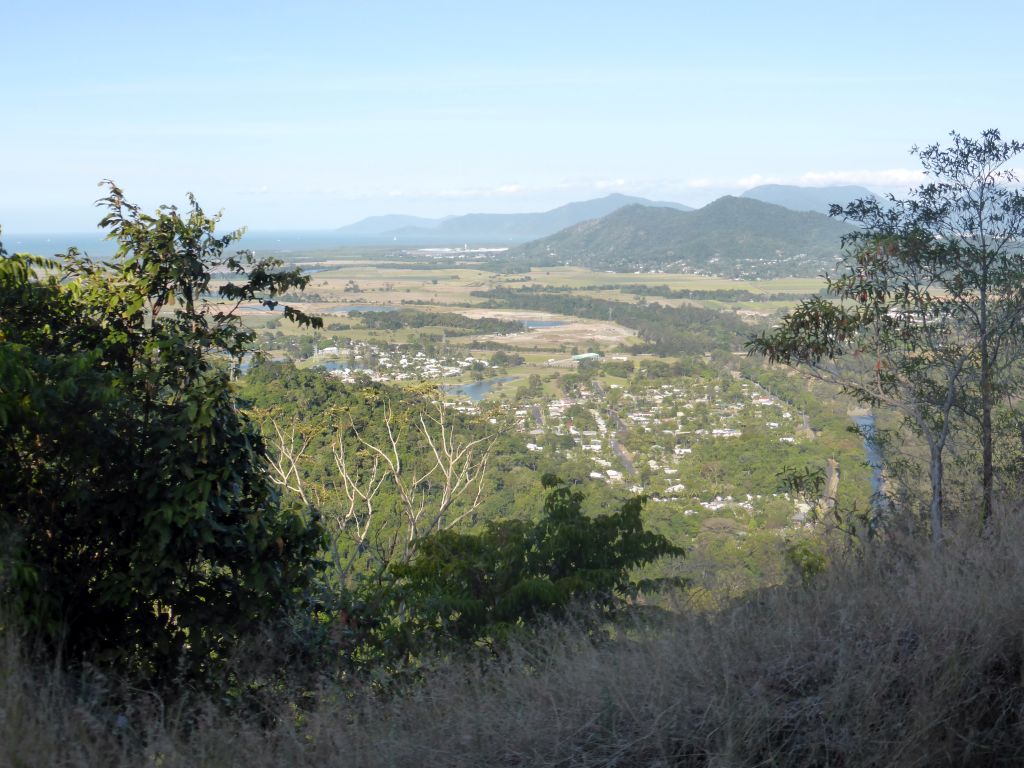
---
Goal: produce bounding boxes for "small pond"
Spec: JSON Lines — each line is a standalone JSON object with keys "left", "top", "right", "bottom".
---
{"left": 327, "top": 305, "right": 399, "bottom": 314}
{"left": 442, "top": 376, "right": 517, "bottom": 402}
{"left": 523, "top": 320, "right": 566, "bottom": 329}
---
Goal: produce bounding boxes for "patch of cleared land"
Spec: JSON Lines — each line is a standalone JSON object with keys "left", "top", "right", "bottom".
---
{"left": 227, "top": 262, "right": 823, "bottom": 356}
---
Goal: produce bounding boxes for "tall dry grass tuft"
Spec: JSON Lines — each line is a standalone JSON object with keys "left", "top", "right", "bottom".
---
{"left": 4, "top": 515, "right": 1024, "bottom": 766}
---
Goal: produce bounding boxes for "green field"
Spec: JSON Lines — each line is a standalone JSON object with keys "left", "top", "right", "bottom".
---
{"left": 233, "top": 260, "right": 827, "bottom": 401}
{"left": 231, "top": 258, "right": 826, "bottom": 324}
{"left": 525, "top": 266, "right": 824, "bottom": 293}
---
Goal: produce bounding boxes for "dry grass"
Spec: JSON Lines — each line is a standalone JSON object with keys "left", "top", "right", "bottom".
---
{"left": 4, "top": 517, "right": 1024, "bottom": 767}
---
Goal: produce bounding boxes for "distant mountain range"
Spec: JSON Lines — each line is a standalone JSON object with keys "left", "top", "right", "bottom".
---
{"left": 336, "top": 193, "right": 693, "bottom": 243}
{"left": 740, "top": 184, "right": 877, "bottom": 214}
{"left": 506, "top": 197, "right": 855, "bottom": 279}
{"left": 336, "top": 185, "right": 874, "bottom": 277}
{"left": 332, "top": 214, "right": 450, "bottom": 235}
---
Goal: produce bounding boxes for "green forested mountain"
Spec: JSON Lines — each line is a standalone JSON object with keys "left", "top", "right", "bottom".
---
{"left": 506, "top": 196, "right": 855, "bottom": 278}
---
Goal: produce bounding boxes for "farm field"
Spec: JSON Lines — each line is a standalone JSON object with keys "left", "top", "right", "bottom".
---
{"left": 525, "top": 265, "right": 824, "bottom": 293}
{"left": 234, "top": 259, "right": 825, "bottom": 326}
{"left": 231, "top": 257, "right": 830, "bottom": 396}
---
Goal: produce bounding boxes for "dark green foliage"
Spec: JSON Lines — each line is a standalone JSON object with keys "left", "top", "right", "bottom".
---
{"left": 489, "top": 349, "right": 525, "bottom": 368}
{"left": 351, "top": 308, "right": 524, "bottom": 335}
{"left": 241, "top": 362, "right": 518, "bottom": 578}
{"left": 601, "top": 358, "right": 634, "bottom": 378}
{"left": 0, "top": 187, "right": 325, "bottom": 677}
{"left": 369, "top": 477, "right": 683, "bottom": 653}
{"left": 614, "top": 283, "right": 813, "bottom": 303}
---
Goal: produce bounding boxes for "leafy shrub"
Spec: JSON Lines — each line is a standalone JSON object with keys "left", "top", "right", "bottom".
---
{"left": 0, "top": 187, "right": 325, "bottom": 678}
{"left": 366, "top": 475, "right": 683, "bottom": 656}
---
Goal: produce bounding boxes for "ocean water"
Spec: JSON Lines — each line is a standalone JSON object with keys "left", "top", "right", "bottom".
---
{"left": 1, "top": 230, "right": 398, "bottom": 260}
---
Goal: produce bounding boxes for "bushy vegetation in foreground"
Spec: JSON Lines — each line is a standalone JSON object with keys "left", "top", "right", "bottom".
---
{"left": 0, "top": 187, "right": 327, "bottom": 679}
{"left": 3, "top": 517, "right": 1024, "bottom": 767}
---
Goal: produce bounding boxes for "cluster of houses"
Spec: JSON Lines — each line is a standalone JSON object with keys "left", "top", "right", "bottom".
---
{"left": 312, "top": 340, "right": 490, "bottom": 383}
{"left": 493, "top": 377, "right": 804, "bottom": 515}
{"left": 305, "top": 340, "right": 809, "bottom": 525}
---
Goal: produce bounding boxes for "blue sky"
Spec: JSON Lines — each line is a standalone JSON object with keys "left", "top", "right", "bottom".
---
{"left": 3, "top": 0, "right": 1023, "bottom": 231}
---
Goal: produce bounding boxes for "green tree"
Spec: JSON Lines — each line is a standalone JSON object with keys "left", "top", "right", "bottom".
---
{"left": 0, "top": 185, "right": 325, "bottom": 676}
{"left": 367, "top": 476, "right": 683, "bottom": 655}
{"left": 749, "top": 130, "right": 1024, "bottom": 541}
{"left": 902, "top": 132, "right": 1024, "bottom": 524}
{"left": 257, "top": 378, "right": 497, "bottom": 580}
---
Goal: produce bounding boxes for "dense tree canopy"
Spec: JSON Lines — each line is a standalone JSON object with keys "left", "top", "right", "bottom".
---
{"left": 0, "top": 186, "right": 325, "bottom": 675}
{"left": 366, "top": 476, "right": 683, "bottom": 656}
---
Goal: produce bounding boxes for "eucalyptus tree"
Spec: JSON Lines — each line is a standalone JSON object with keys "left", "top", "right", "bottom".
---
{"left": 904, "top": 131, "right": 1024, "bottom": 523}
{"left": 261, "top": 389, "right": 497, "bottom": 580}
{"left": 750, "top": 130, "right": 1024, "bottom": 541}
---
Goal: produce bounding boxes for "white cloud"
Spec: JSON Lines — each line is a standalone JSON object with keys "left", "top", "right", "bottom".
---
{"left": 797, "top": 169, "right": 925, "bottom": 188}
{"left": 594, "top": 178, "right": 626, "bottom": 190}
{"left": 495, "top": 184, "right": 523, "bottom": 194}
{"left": 735, "top": 173, "right": 784, "bottom": 188}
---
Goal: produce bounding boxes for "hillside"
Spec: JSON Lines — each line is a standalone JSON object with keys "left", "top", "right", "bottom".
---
{"left": 11, "top": 519, "right": 1024, "bottom": 767}
{"left": 740, "top": 183, "right": 877, "bottom": 214}
{"left": 507, "top": 196, "right": 855, "bottom": 278}
{"left": 336, "top": 193, "right": 693, "bottom": 243}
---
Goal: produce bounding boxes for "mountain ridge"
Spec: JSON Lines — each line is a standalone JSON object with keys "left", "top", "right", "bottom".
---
{"left": 506, "top": 196, "right": 854, "bottom": 278}
{"left": 336, "top": 193, "right": 693, "bottom": 243}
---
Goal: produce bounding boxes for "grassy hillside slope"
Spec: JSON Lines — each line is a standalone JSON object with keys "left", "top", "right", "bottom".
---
{"left": 5, "top": 515, "right": 1024, "bottom": 767}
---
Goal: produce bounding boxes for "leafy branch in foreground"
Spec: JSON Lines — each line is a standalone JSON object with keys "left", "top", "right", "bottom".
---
{"left": 0, "top": 186, "right": 324, "bottom": 678}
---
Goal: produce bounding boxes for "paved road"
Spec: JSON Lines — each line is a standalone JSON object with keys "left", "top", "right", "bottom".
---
{"left": 606, "top": 407, "right": 636, "bottom": 476}
{"left": 611, "top": 437, "right": 636, "bottom": 476}
{"left": 609, "top": 409, "right": 628, "bottom": 433}
{"left": 578, "top": 376, "right": 635, "bottom": 475}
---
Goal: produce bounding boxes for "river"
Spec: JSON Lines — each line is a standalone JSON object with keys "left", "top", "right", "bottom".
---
{"left": 851, "top": 413, "right": 885, "bottom": 498}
